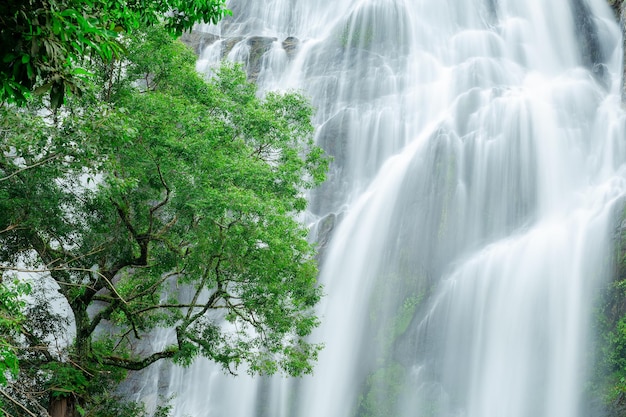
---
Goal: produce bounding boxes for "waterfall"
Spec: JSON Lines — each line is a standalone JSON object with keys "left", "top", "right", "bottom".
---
{"left": 135, "top": 1, "right": 626, "bottom": 416}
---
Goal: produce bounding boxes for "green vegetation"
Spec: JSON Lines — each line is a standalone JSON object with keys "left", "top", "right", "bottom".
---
{"left": 590, "top": 282, "right": 626, "bottom": 416}
{"left": 0, "top": 21, "right": 327, "bottom": 417}
{"left": 339, "top": 22, "right": 374, "bottom": 49}
{"left": 591, "top": 3, "right": 626, "bottom": 409}
{"left": 356, "top": 258, "right": 431, "bottom": 417}
{"left": 0, "top": 281, "right": 29, "bottom": 386}
{"left": 0, "top": 0, "right": 230, "bottom": 106}
{"left": 357, "top": 362, "right": 406, "bottom": 417}
{"left": 589, "top": 205, "right": 626, "bottom": 416}
{"left": 355, "top": 288, "right": 422, "bottom": 417}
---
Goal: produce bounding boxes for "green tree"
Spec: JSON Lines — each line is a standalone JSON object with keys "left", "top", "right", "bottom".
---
{"left": 0, "top": 281, "right": 29, "bottom": 385}
{"left": 0, "top": 26, "right": 327, "bottom": 417}
{"left": 0, "top": 0, "right": 230, "bottom": 107}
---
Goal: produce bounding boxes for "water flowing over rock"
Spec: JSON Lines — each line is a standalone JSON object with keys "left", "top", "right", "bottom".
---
{"left": 135, "top": 1, "right": 626, "bottom": 416}
{"left": 180, "top": 31, "right": 220, "bottom": 55}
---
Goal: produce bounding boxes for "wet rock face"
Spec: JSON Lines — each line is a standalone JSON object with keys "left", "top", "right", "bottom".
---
{"left": 282, "top": 36, "right": 301, "bottom": 60}
{"left": 308, "top": 111, "right": 352, "bottom": 216}
{"left": 180, "top": 31, "right": 301, "bottom": 82}
{"left": 572, "top": 0, "right": 609, "bottom": 87}
{"left": 314, "top": 213, "right": 337, "bottom": 264}
{"left": 246, "top": 36, "right": 278, "bottom": 81}
{"left": 180, "top": 31, "right": 220, "bottom": 55}
{"left": 606, "top": 0, "right": 626, "bottom": 99}
{"left": 608, "top": 0, "right": 622, "bottom": 14}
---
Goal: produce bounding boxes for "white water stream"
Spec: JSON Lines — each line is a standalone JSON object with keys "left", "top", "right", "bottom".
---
{"left": 135, "top": 1, "right": 626, "bottom": 416}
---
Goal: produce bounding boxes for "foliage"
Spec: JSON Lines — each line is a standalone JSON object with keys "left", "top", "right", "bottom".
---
{"left": 357, "top": 362, "right": 406, "bottom": 417}
{"left": 339, "top": 22, "right": 374, "bottom": 49}
{"left": 0, "top": 0, "right": 230, "bottom": 107}
{"left": 591, "top": 276, "right": 626, "bottom": 411}
{"left": 588, "top": 208, "right": 626, "bottom": 416}
{"left": 354, "top": 255, "right": 432, "bottom": 417}
{"left": 0, "top": 25, "right": 327, "bottom": 416}
{"left": 80, "top": 394, "right": 172, "bottom": 417}
{"left": 0, "top": 281, "right": 29, "bottom": 386}
{"left": 368, "top": 260, "right": 431, "bottom": 360}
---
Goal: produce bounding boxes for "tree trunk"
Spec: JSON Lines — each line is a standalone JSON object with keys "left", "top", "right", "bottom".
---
{"left": 48, "top": 396, "right": 77, "bottom": 417}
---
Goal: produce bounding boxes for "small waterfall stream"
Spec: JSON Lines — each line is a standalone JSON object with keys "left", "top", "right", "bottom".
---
{"left": 136, "top": 1, "right": 626, "bottom": 416}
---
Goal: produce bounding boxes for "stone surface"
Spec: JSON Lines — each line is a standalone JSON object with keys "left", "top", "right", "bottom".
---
{"left": 606, "top": 0, "right": 626, "bottom": 100}
{"left": 573, "top": 0, "right": 610, "bottom": 87}
{"left": 246, "top": 36, "right": 278, "bottom": 81}
{"left": 282, "top": 36, "right": 301, "bottom": 60}
{"left": 181, "top": 33, "right": 284, "bottom": 82}
{"left": 180, "top": 30, "right": 220, "bottom": 55}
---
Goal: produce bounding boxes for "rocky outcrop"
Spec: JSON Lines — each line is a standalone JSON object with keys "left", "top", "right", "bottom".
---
{"left": 608, "top": 0, "right": 623, "bottom": 15}
{"left": 282, "top": 36, "right": 301, "bottom": 59}
{"left": 573, "top": 0, "right": 610, "bottom": 87}
{"left": 599, "top": 0, "right": 626, "bottom": 388}
{"left": 245, "top": 36, "right": 277, "bottom": 81}
{"left": 607, "top": 0, "right": 626, "bottom": 99}
{"left": 180, "top": 30, "right": 301, "bottom": 82}
{"left": 313, "top": 212, "right": 343, "bottom": 265}
{"left": 180, "top": 31, "right": 221, "bottom": 55}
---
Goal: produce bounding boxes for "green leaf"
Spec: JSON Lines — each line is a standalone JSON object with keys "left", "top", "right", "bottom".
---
{"left": 72, "top": 67, "right": 93, "bottom": 76}
{"left": 34, "top": 81, "right": 53, "bottom": 95}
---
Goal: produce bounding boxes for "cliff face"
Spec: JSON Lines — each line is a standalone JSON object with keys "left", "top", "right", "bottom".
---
{"left": 597, "top": 4, "right": 626, "bottom": 417}
{"left": 608, "top": 0, "right": 623, "bottom": 15}
{"left": 607, "top": 0, "right": 626, "bottom": 98}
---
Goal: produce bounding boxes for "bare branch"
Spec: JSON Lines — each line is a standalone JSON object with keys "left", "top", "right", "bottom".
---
{"left": 86, "top": 301, "right": 120, "bottom": 337}
{"left": 155, "top": 214, "right": 178, "bottom": 236}
{"left": 113, "top": 328, "right": 135, "bottom": 352}
{"left": 0, "top": 265, "right": 128, "bottom": 307}
{"left": 187, "top": 287, "right": 224, "bottom": 325}
{"left": 21, "top": 325, "right": 54, "bottom": 362}
{"left": 134, "top": 303, "right": 212, "bottom": 315}
{"left": 0, "top": 389, "right": 39, "bottom": 417}
{"left": 45, "top": 244, "right": 106, "bottom": 271}
{"left": 149, "top": 163, "right": 171, "bottom": 216}
{"left": 118, "top": 302, "right": 141, "bottom": 339}
{"left": 185, "top": 268, "right": 212, "bottom": 321}
{"left": 184, "top": 257, "right": 223, "bottom": 324}
{"left": 110, "top": 198, "right": 138, "bottom": 240}
{"left": 126, "top": 270, "right": 180, "bottom": 302}
{"left": 0, "top": 153, "right": 61, "bottom": 183}
{"left": 2, "top": 406, "right": 17, "bottom": 417}
{"left": 101, "top": 349, "right": 176, "bottom": 371}
{"left": 0, "top": 224, "right": 23, "bottom": 235}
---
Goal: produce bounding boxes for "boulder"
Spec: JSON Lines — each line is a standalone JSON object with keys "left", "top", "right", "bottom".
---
{"left": 282, "top": 36, "right": 301, "bottom": 59}
{"left": 180, "top": 30, "right": 220, "bottom": 55}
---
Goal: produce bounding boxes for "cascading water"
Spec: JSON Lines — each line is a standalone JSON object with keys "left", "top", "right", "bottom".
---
{"left": 134, "top": 1, "right": 626, "bottom": 416}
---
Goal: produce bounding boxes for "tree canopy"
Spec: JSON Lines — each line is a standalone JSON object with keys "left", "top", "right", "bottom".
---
{"left": 0, "top": 25, "right": 327, "bottom": 417}
{"left": 0, "top": 0, "right": 230, "bottom": 106}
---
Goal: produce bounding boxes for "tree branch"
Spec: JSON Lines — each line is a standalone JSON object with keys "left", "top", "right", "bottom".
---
{"left": 101, "top": 349, "right": 177, "bottom": 371}
{"left": 0, "top": 223, "right": 23, "bottom": 235}
{"left": 134, "top": 303, "right": 212, "bottom": 315}
{"left": 149, "top": 163, "right": 171, "bottom": 216}
{"left": 45, "top": 244, "right": 106, "bottom": 272}
{"left": 0, "top": 153, "right": 61, "bottom": 183}
{"left": 20, "top": 325, "right": 54, "bottom": 362}
{"left": 0, "top": 389, "right": 38, "bottom": 417}
{"left": 155, "top": 214, "right": 178, "bottom": 237}
{"left": 85, "top": 300, "right": 120, "bottom": 337}
{"left": 126, "top": 270, "right": 179, "bottom": 302}
{"left": 110, "top": 198, "right": 138, "bottom": 239}
{"left": 185, "top": 266, "right": 213, "bottom": 321}
{"left": 0, "top": 266, "right": 128, "bottom": 307}
{"left": 187, "top": 286, "right": 224, "bottom": 325}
